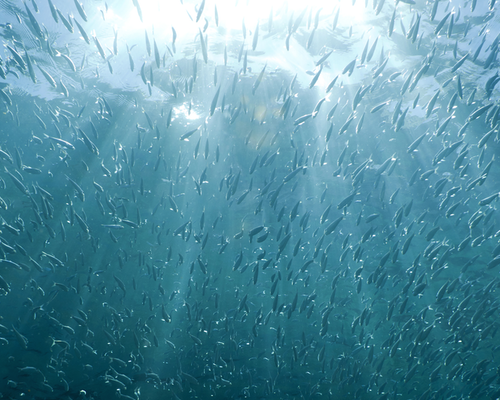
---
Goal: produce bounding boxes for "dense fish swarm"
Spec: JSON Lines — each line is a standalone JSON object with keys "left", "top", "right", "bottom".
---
{"left": 0, "top": 0, "right": 500, "bottom": 399}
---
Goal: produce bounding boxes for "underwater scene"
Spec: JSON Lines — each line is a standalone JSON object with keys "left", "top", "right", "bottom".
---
{"left": 0, "top": 0, "right": 500, "bottom": 399}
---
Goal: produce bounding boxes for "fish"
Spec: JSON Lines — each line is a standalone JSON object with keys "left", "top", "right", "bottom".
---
{"left": 309, "top": 64, "right": 323, "bottom": 89}
{"left": 434, "top": 11, "right": 451, "bottom": 35}
{"left": 73, "top": 0, "right": 88, "bottom": 22}
{"left": 180, "top": 127, "right": 199, "bottom": 141}
{"left": 6, "top": 45, "right": 26, "bottom": 70}
{"left": 24, "top": 1, "right": 43, "bottom": 39}
{"left": 23, "top": 48, "right": 36, "bottom": 84}
{"left": 48, "top": 0, "right": 59, "bottom": 23}
{"left": 0, "top": 2, "right": 498, "bottom": 400}
{"left": 370, "top": 102, "right": 388, "bottom": 114}
{"left": 252, "top": 64, "right": 266, "bottom": 95}
{"left": 65, "top": 175, "right": 85, "bottom": 201}
{"left": 57, "top": 9, "right": 74, "bottom": 33}
{"left": 388, "top": 9, "right": 396, "bottom": 37}
{"left": 324, "top": 216, "right": 343, "bottom": 235}
{"left": 342, "top": 57, "right": 356, "bottom": 76}
{"left": 74, "top": 18, "right": 90, "bottom": 45}
{"left": 199, "top": 28, "right": 208, "bottom": 64}
{"left": 56, "top": 51, "right": 76, "bottom": 72}
{"left": 93, "top": 34, "right": 106, "bottom": 60}
{"left": 450, "top": 53, "right": 468, "bottom": 73}
{"left": 425, "top": 90, "right": 440, "bottom": 118}
{"left": 316, "top": 50, "right": 333, "bottom": 67}
{"left": 338, "top": 114, "right": 355, "bottom": 135}
{"left": 366, "top": 36, "right": 378, "bottom": 63}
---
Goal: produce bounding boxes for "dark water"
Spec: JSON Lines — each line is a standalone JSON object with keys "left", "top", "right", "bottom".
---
{"left": 0, "top": 0, "right": 500, "bottom": 399}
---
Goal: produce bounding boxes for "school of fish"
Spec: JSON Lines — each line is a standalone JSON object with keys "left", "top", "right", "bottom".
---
{"left": 0, "top": 0, "right": 499, "bottom": 399}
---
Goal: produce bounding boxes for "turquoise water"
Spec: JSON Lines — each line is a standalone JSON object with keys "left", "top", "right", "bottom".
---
{"left": 0, "top": 0, "right": 499, "bottom": 398}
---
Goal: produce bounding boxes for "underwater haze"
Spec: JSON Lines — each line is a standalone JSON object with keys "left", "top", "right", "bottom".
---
{"left": 1, "top": 0, "right": 500, "bottom": 399}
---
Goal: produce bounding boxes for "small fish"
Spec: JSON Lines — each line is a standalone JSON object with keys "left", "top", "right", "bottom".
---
{"left": 309, "top": 65, "right": 323, "bottom": 89}
{"left": 451, "top": 53, "right": 468, "bottom": 73}
{"left": 65, "top": 175, "right": 85, "bottom": 201}
{"left": 342, "top": 57, "right": 356, "bottom": 76}
{"left": 180, "top": 127, "right": 199, "bottom": 141}
{"left": 154, "top": 39, "right": 160, "bottom": 68}
{"left": 23, "top": 48, "right": 36, "bottom": 84}
{"left": 73, "top": 0, "right": 88, "bottom": 21}
{"left": 48, "top": 0, "right": 59, "bottom": 23}
{"left": 435, "top": 11, "right": 451, "bottom": 35}
{"left": 199, "top": 28, "right": 208, "bottom": 64}
{"left": 6, "top": 45, "right": 26, "bottom": 70}
{"left": 74, "top": 19, "right": 90, "bottom": 44}
{"left": 252, "top": 64, "right": 266, "bottom": 95}
{"left": 57, "top": 10, "right": 74, "bottom": 33}
{"left": 93, "top": 35, "right": 106, "bottom": 60}
{"left": 316, "top": 50, "right": 333, "bottom": 66}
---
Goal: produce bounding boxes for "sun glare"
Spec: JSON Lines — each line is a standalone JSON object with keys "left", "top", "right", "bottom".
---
{"left": 127, "top": 0, "right": 372, "bottom": 38}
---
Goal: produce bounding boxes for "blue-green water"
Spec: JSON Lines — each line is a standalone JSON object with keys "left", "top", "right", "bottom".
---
{"left": 0, "top": 0, "right": 499, "bottom": 399}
